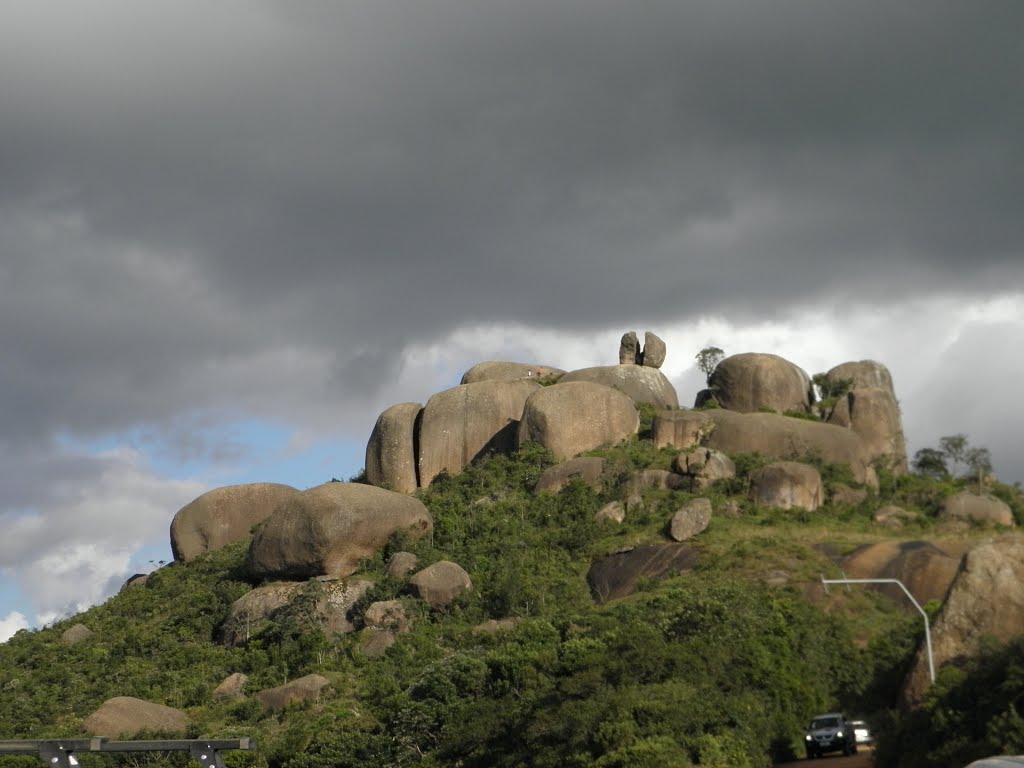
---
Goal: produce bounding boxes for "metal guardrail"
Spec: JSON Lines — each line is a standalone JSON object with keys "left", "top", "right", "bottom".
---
{"left": 0, "top": 738, "right": 256, "bottom": 768}
{"left": 821, "top": 573, "right": 935, "bottom": 684}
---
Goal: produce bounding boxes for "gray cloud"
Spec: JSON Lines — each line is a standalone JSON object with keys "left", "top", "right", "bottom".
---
{"left": 1, "top": 1, "right": 1023, "bottom": 621}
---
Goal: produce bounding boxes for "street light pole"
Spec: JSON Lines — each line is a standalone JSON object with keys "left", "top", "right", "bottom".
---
{"left": 821, "top": 575, "right": 935, "bottom": 684}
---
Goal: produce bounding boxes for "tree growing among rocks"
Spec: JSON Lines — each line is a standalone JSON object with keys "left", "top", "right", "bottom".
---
{"left": 695, "top": 346, "right": 724, "bottom": 385}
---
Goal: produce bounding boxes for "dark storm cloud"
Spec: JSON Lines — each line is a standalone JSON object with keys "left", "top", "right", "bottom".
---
{"left": 1, "top": 0, "right": 1022, "bottom": 440}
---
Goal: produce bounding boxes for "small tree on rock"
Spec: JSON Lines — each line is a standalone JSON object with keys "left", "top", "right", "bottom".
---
{"left": 695, "top": 347, "right": 724, "bottom": 386}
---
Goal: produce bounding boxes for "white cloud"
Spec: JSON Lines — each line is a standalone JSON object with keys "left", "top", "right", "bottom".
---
{"left": 0, "top": 611, "right": 29, "bottom": 643}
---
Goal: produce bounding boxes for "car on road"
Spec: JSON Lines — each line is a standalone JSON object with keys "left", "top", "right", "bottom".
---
{"left": 850, "top": 719, "right": 873, "bottom": 745}
{"left": 805, "top": 712, "right": 858, "bottom": 759}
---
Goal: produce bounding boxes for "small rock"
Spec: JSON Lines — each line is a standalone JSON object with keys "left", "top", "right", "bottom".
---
{"left": 669, "top": 498, "right": 712, "bottom": 541}
{"left": 409, "top": 561, "right": 473, "bottom": 609}
{"left": 61, "top": 623, "right": 94, "bottom": 646}
{"left": 595, "top": 501, "right": 626, "bottom": 524}
{"left": 212, "top": 673, "right": 249, "bottom": 699}
{"left": 385, "top": 552, "right": 419, "bottom": 579}
{"left": 256, "top": 674, "right": 331, "bottom": 712}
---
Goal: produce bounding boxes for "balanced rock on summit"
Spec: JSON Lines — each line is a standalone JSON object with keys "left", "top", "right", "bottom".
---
{"left": 246, "top": 482, "right": 432, "bottom": 581}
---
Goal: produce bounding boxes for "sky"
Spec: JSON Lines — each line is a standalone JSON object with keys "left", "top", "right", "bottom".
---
{"left": 1, "top": 0, "right": 1022, "bottom": 641}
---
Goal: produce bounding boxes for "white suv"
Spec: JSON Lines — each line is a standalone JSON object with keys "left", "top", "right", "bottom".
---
{"left": 805, "top": 712, "right": 858, "bottom": 759}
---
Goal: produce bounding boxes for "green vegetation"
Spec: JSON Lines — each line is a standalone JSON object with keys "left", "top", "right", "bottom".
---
{"left": 1, "top": 427, "right": 1022, "bottom": 767}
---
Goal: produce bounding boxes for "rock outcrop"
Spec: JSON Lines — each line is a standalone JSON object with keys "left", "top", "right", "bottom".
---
{"left": 533, "top": 456, "right": 607, "bottom": 494}
{"left": 558, "top": 365, "right": 679, "bottom": 409}
{"left": 170, "top": 483, "right": 299, "bottom": 562}
{"left": 409, "top": 561, "right": 473, "bottom": 608}
{"left": 619, "top": 332, "right": 641, "bottom": 364}
{"left": 706, "top": 353, "right": 813, "bottom": 414}
{"left": 941, "top": 492, "right": 1014, "bottom": 527}
{"left": 364, "top": 600, "right": 412, "bottom": 634}
{"left": 246, "top": 483, "right": 432, "bottom": 580}
{"left": 669, "top": 498, "right": 712, "bottom": 541}
{"left": 750, "top": 461, "right": 823, "bottom": 510}
{"left": 823, "top": 360, "right": 907, "bottom": 472}
{"left": 517, "top": 382, "right": 639, "bottom": 461}
{"left": 212, "top": 673, "right": 248, "bottom": 698}
{"left": 385, "top": 552, "right": 419, "bottom": 579}
{"left": 700, "top": 410, "right": 876, "bottom": 486}
{"left": 674, "top": 448, "right": 735, "bottom": 490}
{"left": 595, "top": 501, "right": 626, "bottom": 524}
{"left": 841, "top": 540, "right": 961, "bottom": 607}
{"left": 587, "top": 544, "right": 699, "bottom": 602}
{"left": 256, "top": 674, "right": 331, "bottom": 712}
{"left": 365, "top": 402, "right": 422, "bottom": 494}
{"left": 903, "top": 537, "right": 1024, "bottom": 707}
{"left": 417, "top": 380, "right": 540, "bottom": 487}
{"left": 61, "top": 623, "right": 94, "bottom": 646}
{"left": 83, "top": 697, "right": 187, "bottom": 737}
{"left": 652, "top": 410, "right": 715, "bottom": 450}
{"left": 460, "top": 361, "right": 565, "bottom": 384}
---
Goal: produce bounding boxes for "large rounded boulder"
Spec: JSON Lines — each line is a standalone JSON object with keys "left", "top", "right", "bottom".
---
{"left": 824, "top": 360, "right": 907, "bottom": 472}
{"left": 460, "top": 361, "right": 565, "bottom": 384}
{"left": 706, "top": 352, "right": 812, "bottom": 414}
{"left": 517, "top": 382, "right": 639, "bottom": 461}
{"left": 170, "top": 483, "right": 299, "bottom": 562}
{"left": 417, "top": 379, "right": 540, "bottom": 487}
{"left": 750, "top": 461, "right": 823, "bottom": 510}
{"left": 246, "top": 482, "right": 432, "bottom": 580}
{"left": 557, "top": 364, "right": 679, "bottom": 409}
{"left": 701, "top": 409, "right": 875, "bottom": 486}
{"left": 365, "top": 402, "right": 422, "bottom": 494}
{"left": 83, "top": 697, "right": 187, "bottom": 737}
{"left": 941, "top": 492, "right": 1014, "bottom": 527}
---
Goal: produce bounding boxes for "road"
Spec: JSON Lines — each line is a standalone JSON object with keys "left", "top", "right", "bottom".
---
{"left": 776, "top": 746, "right": 874, "bottom": 768}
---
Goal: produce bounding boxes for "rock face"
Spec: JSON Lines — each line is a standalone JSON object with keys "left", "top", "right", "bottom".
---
{"left": 460, "top": 361, "right": 565, "bottom": 384}
{"left": 409, "top": 561, "right": 473, "bottom": 608}
{"left": 212, "top": 672, "right": 248, "bottom": 698}
{"left": 170, "top": 483, "right": 299, "bottom": 562}
{"left": 83, "top": 697, "right": 187, "bottom": 737}
{"left": 903, "top": 537, "right": 1024, "bottom": 707}
{"left": 364, "top": 600, "right": 412, "bottom": 633}
{"left": 385, "top": 552, "right": 419, "bottom": 579}
{"left": 61, "top": 623, "right": 94, "bottom": 645}
{"left": 587, "top": 544, "right": 699, "bottom": 602}
{"left": 365, "top": 402, "right": 422, "bottom": 494}
{"left": 669, "top": 498, "right": 712, "bottom": 541}
{"left": 619, "top": 332, "right": 641, "bottom": 364}
{"left": 826, "top": 360, "right": 896, "bottom": 396}
{"left": 627, "top": 469, "right": 688, "bottom": 492}
{"left": 518, "top": 382, "right": 639, "bottom": 461}
{"left": 417, "top": 380, "right": 540, "bottom": 487}
{"left": 642, "top": 332, "right": 667, "bottom": 368}
{"left": 246, "top": 482, "right": 432, "bottom": 580}
{"left": 841, "top": 540, "right": 961, "bottom": 607}
{"left": 257, "top": 674, "right": 331, "bottom": 712}
{"left": 533, "top": 457, "right": 607, "bottom": 494}
{"left": 706, "top": 353, "right": 813, "bottom": 414}
{"left": 652, "top": 410, "right": 715, "bottom": 450}
{"left": 221, "top": 579, "right": 374, "bottom": 645}
{"left": 558, "top": 365, "right": 679, "bottom": 409}
{"left": 941, "top": 492, "right": 1014, "bottom": 527}
{"left": 824, "top": 360, "right": 907, "bottom": 472}
{"left": 675, "top": 448, "right": 736, "bottom": 490}
{"left": 750, "top": 462, "right": 823, "bottom": 510}
{"left": 701, "top": 410, "right": 875, "bottom": 486}
{"left": 595, "top": 501, "right": 626, "bottom": 524}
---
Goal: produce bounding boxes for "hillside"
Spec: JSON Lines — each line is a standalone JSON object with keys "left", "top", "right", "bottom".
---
{"left": 3, "top": 348, "right": 1024, "bottom": 768}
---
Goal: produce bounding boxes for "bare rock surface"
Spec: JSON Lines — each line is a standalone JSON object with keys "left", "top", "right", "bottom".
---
{"left": 619, "top": 331, "right": 641, "bottom": 364}
{"left": 558, "top": 364, "right": 679, "bottom": 409}
{"left": 534, "top": 456, "right": 607, "bottom": 494}
{"left": 750, "top": 461, "right": 823, "bottom": 511}
{"left": 212, "top": 673, "right": 248, "bottom": 698}
{"left": 409, "top": 561, "right": 473, "bottom": 608}
{"left": 364, "top": 600, "right": 412, "bottom": 633}
{"left": 669, "top": 498, "right": 712, "bottom": 541}
{"left": 707, "top": 352, "right": 812, "bottom": 414}
{"left": 247, "top": 482, "right": 432, "bottom": 580}
{"left": 587, "top": 544, "right": 699, "bottom": 602}
{"left": 842, "top": 540, "right": 961, "bottom": 607}
{"left": 83, "top": 697, "right": 187, "bottom": 737}
{"left": 675, "top": 448, "right": 735, "bottom": 489}
{"left": 595, "top": 501, "right": 626, "bottom": 524}
{"left": 518, "top": 381, "right": 639, "bottom": 461}
{"left": 829, "top": 387, "right": 908, "bottom": 472}
{"left": 830, "top": 485, "right": 869, "bottom": 507}
{"left": 170, "top": 482, "right": 299, "bottom": 562}
{"left": 365, "top": 402, "right": 422, "bottom": 494}
{"left": 257, "top": 674, "right": 331, "bottom": 712}
{"left": 903, "top": 536, "right": 1024, "bottom": 707}
{"left": 460, "top": 361, "right": 565, "bottom": 384}
{"left": 627, "top": 469, "right": 687, "bottom": 492}
{"left": 652, "top": 410, "right": 715, "bottom": 450}
{"left": 385, "top": 551, "right": 419, "bottom": 579}
{"left": 361, "top": 628, "right": 396, "bottom": 658}
{"left": 61, "top": 623, "right": 94, "bottom": 646}
{"left": 418, "top": 379, "right": 540, "bottom": 486}
{"left": 701, "top": 410, "right": 875, "bottom": 486}
{"left": 825, "top": 360, "right": 896, "bottom": 397}
{"left": 642, "top": 331, "right": 667, "bottom": 368}
{"left": 873, "top": 504, "right": 918, "bottom": 528}
{"left": 941, "top": 492, "right": 1014, "bottom": 527}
